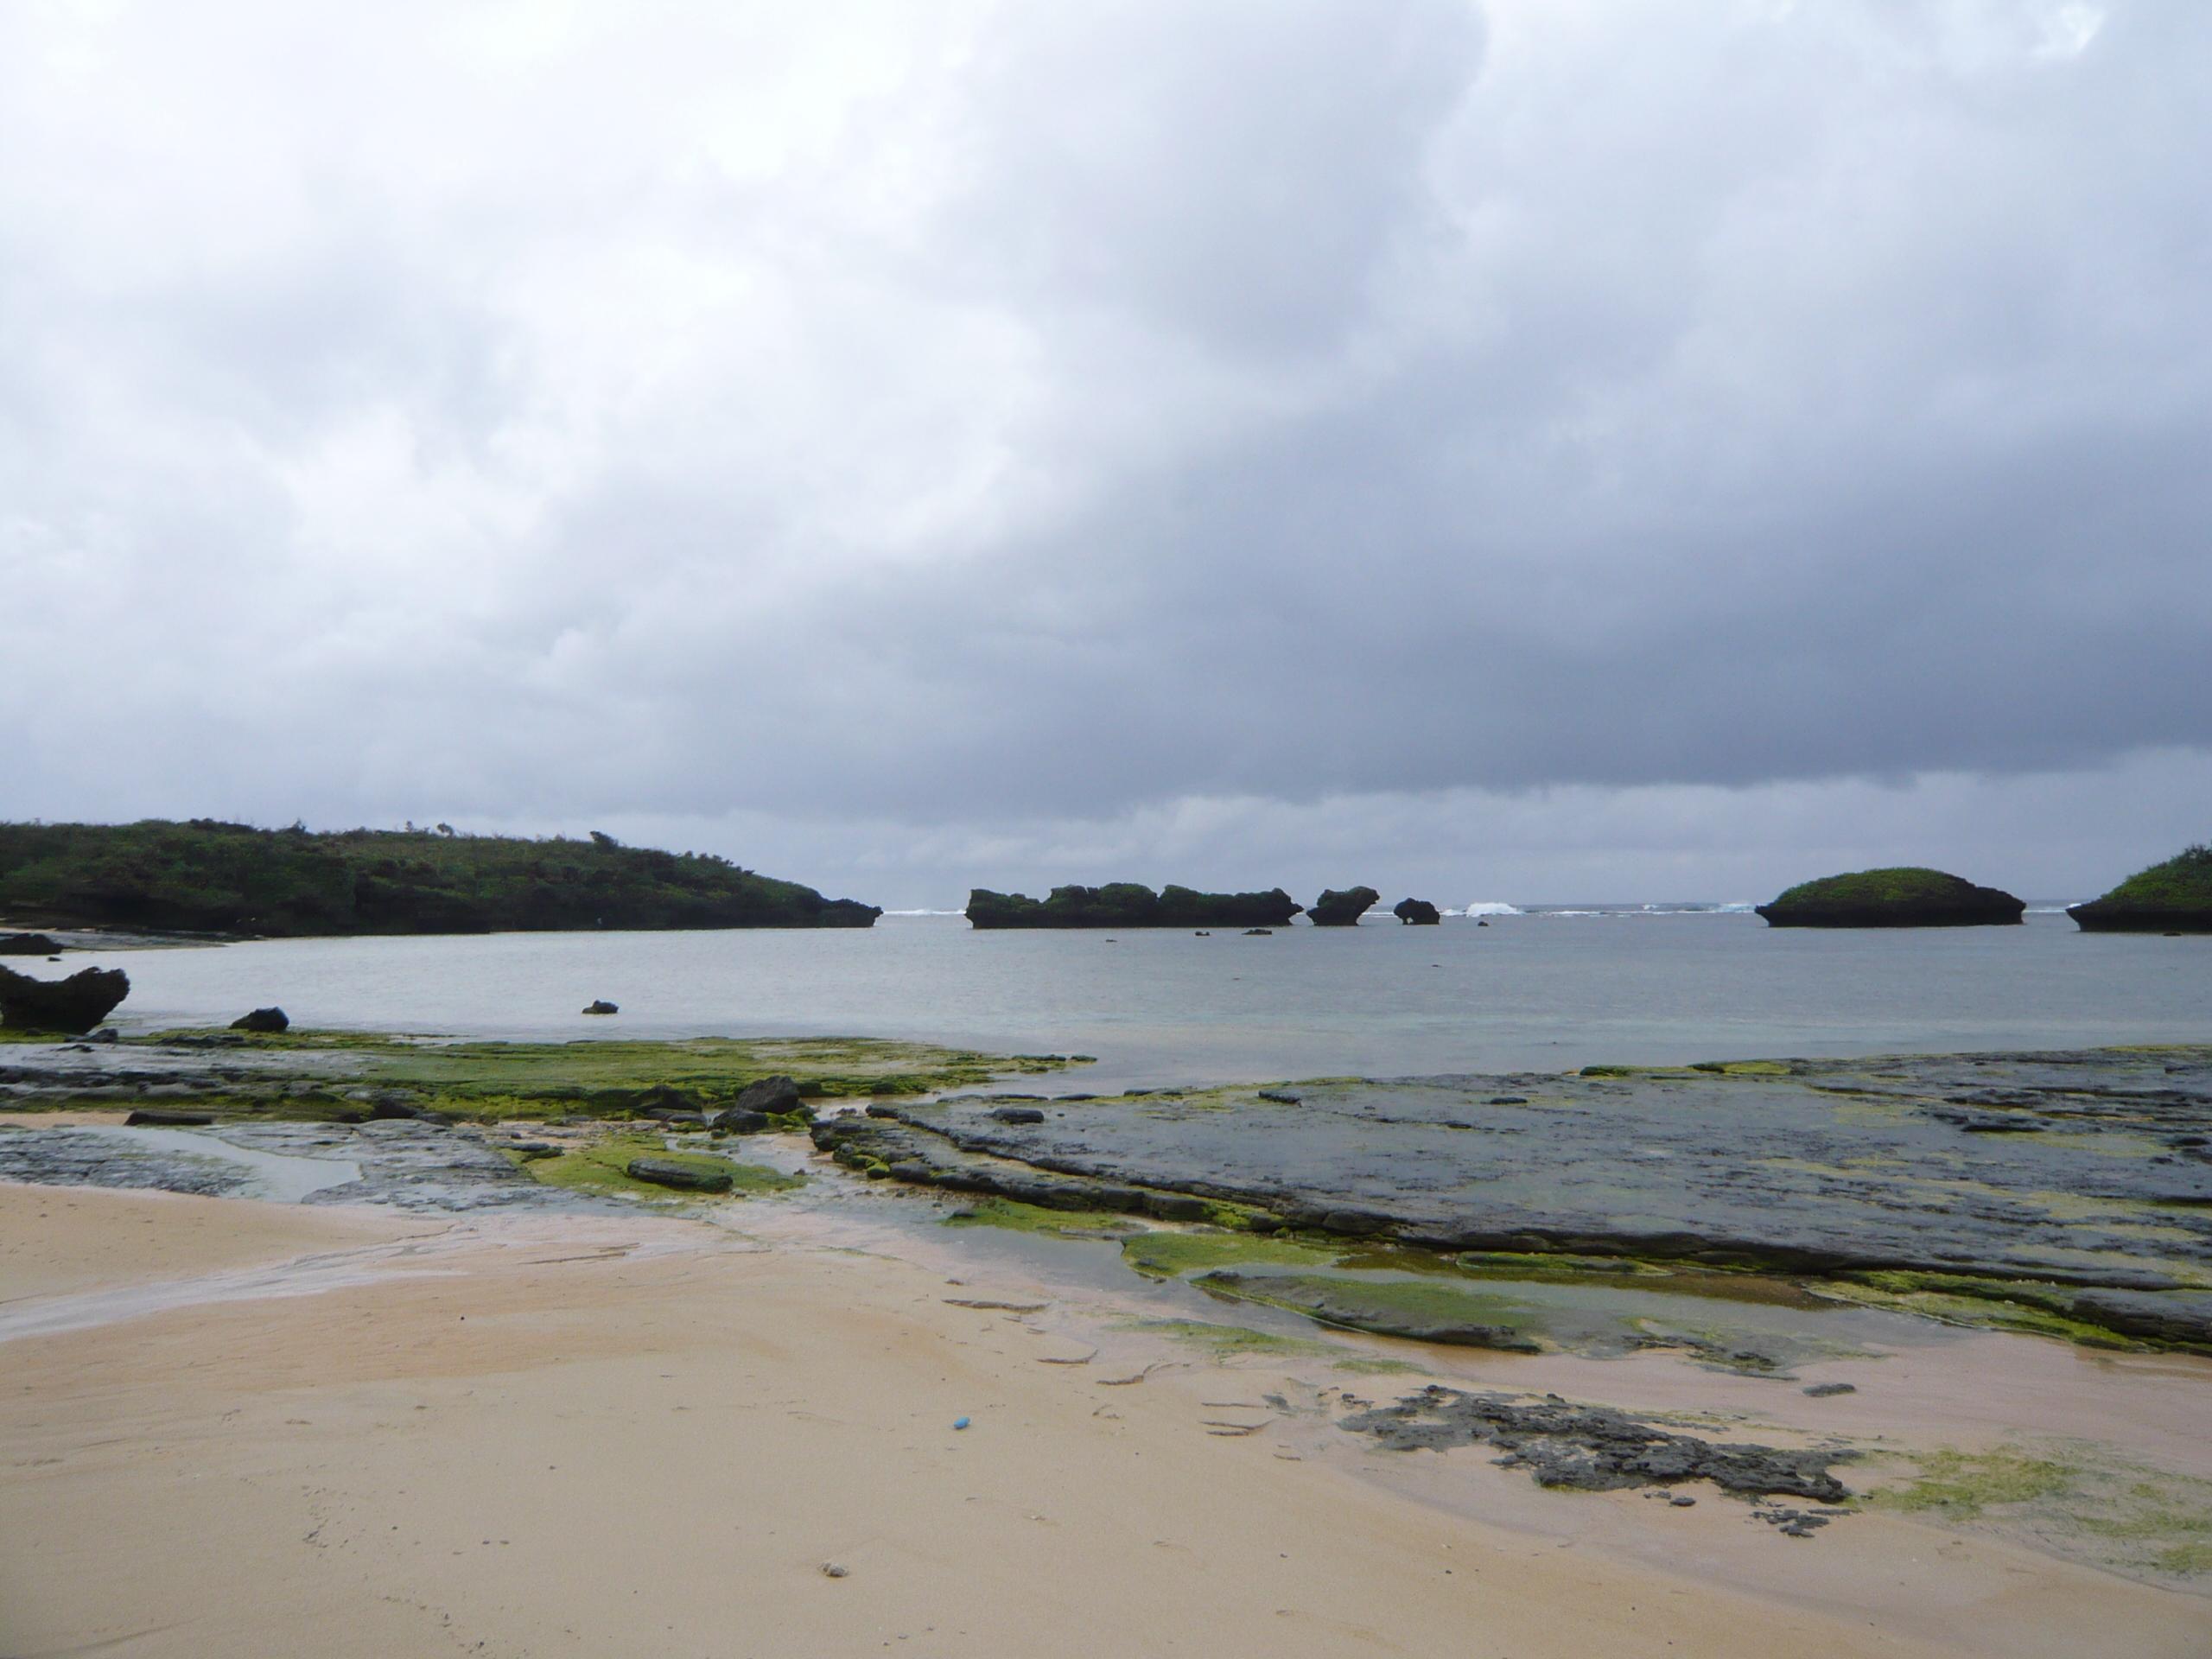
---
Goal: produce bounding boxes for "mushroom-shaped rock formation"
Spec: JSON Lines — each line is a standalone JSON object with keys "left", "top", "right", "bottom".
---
{"left": 2069, "top": 844, "right": 2212, "bottom": 933}
{"left": 1310, "top": 887, "right": 1381, "bottom": 927}
{"left": 1393, "top": 899, "right": 1442, "bottom": 925}
{"left": 0, "top": 963, "right": 130, "bottom": 1032}
{"left": 1756, "top": 868, "right": 2024, "bottom": 928}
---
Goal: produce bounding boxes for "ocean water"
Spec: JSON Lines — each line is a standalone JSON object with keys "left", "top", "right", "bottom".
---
{"left": 62, "top": 909, "right": 2209, "bottom": 1090}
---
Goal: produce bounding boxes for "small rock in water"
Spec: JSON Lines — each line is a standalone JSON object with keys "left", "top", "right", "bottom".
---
{"left": 229, "top": 1006, "right": 289, "bottom": 1033}
{"left": 582, "top": 999, "right": 618, "bottom": 1015}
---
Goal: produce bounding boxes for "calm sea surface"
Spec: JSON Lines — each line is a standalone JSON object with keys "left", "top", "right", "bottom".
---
{"left": 67, "top": 910, "right": 2210, "bottom": 1090}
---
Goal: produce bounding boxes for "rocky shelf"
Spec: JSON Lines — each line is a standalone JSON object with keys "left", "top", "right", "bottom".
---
{"left": 813, "top": 1046, "right": 2212, "bottom": 1353}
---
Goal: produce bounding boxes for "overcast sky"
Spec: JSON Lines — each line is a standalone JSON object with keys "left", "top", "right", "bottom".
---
{"left": 3, "top": 1, "right": 2207, "bottom": 906}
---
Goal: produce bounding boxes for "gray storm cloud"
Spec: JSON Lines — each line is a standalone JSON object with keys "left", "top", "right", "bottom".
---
{"left": 1, "top": 1, "right": 2205, "bottom": 899}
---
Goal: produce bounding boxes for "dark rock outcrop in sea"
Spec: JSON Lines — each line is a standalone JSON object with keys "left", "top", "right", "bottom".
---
{"left": 816, "top": 1048, "right": 2212, "bottom": 1352}
{"left": 230, "top": 1007, "right": 289, "bottom": 1033}
{"left": 582, "top": 999, "right": 619, "bottom": 1015}
{"left": 0, "top": 932, "right": 64, "bottom": 956}
{"left": 1392, "top": 899, "right": 1441, "bottom": 925}
{"left": 1756, "top": 868, "right": 2024, "bottom": 928}
{"left": 1309, "top": 887, "right": 1380, "bottom": 926}
{"left": 965, "top": 884, "right": 1304, "bottom": 929}
{"left": 0, "top": 963, "right": 130, "bottom": 1033}
{"left": 2069, "top": 843, "right": 2212, "bottom": 933}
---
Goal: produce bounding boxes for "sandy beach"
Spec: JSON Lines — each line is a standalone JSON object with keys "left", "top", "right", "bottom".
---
{"left": 5, "top": 1181, "right": 2205, "bottom": 1659}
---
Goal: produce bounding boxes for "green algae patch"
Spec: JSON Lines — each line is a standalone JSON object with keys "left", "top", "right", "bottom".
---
{"left": 363, "top": 1034, "right": 1069, "bottom": 1106}
{"left": 1822, "top": 1271, "right": 2193, "bottom": 1351}
{"left": 943, "top": 1198, "right": 1145, "bottom": 1238}
{"left": 1195, "top": 1269, "right": 1548, "bottom": 1351}
{"left": 1119, "top": 1318, "right": 1340, "bottom": 1359}
{"left": 1874, "top": 1443, "right": 2212, "bottom": 1584}
{"left": 524, "top": 1135, "right": 802, "bottom": 1202}
{"left": 79, "top": 1030, "right": 1082, "bottom": 1125}
{"left": 1331, "top": 1356, "right": 1429, "bottom": 1376}
{"left": 1883, "top": 1447, "right": 2078, "bottom": 1519}
{"left": 1120, "top": 1229, "right": 1342, "bottom": 1278}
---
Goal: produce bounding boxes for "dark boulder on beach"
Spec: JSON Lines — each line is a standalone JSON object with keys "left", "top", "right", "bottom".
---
{"left": 1393, "top": 898, "right": 1442, "bottom": 925}
{"left": 1310, "top": 887, "right": 1380, "bottom": 927}
{"left": 736, "top": 1074, "right": 802, "bottom": 1115}
{"left": 706, "top": 1108, "right": 772, "bottom": 1135}
{"left": 0, "top": 932, "right": 64, "bottom": 956}
{"left": 966, "top": 884, "right": 1303, "bottom": 929}
{"left": 626, "top": 1157, "right": 735, "bottom": 1194}
{"left": 230, "top": 1006, "right": 289, "bottom": 1033}
{"left": 707, "top": 1075, "right": 803, "bottom": 1131}
{"left": 0, "top": 963, "right": 130, "bottom": 1033}
{"left": 125, "top": 1107, "right": 219, "bottom": 1127}
{"left": 1756, "top": 868, "right": 2024, "bottom": 928}
{"left": 2069, "top": 843, "right": 2212, "bottom": 933}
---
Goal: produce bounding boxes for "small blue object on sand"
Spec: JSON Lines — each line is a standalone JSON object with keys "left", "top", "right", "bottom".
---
{"left": 952, "top": 1416, "right": 971, "bottom": 1430}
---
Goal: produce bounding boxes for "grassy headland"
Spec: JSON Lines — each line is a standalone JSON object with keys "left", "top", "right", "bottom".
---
{"left": 2070, "top": 843, "right": 2212, "bottom": 932}
{"left": 0, "top": 819, "right": 880, "bottom": 936}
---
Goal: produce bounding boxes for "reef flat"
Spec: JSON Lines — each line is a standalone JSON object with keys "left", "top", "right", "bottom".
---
{"left": 815, "top": 1046, "right": 2212, "bottom": 1352}
{"left": 0, "top": 1029, "right": 1083, "bottom": 1209}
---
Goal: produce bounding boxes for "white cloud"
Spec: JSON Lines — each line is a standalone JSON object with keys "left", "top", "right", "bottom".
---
{"left": 0, "top": 1, "right": 2205, "bottom": 900}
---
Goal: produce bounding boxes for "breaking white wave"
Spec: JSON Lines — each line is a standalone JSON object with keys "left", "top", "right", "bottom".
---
{"left": 883, "top": 908, "right": 969, "bottom": 917}
{"left": 1454, "top": 901, "right": 1523, "bottom": 918}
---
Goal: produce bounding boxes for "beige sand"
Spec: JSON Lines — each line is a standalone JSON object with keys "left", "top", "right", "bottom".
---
{"left": 2, "top": 1183, "right": 2204, "bottom": 1659}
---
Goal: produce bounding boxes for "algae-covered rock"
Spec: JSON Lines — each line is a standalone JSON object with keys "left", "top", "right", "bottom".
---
{"left": 626, "top": 1157, "right": 734, "bottom": 1193}
{"left": 1756, "top": 868, "right": 2024, "bottom": 928}
{"left": 0, "top": 963, "right": 130, "bottom": 1032}
{"left": 1392, "top": 898, "right": 1441, "bottom": 925}
{"left": 965, "top": 884, "right": 1303, "bottom": 929}
{"left": 1310, "top": 887, "right": 1380, "bottom": 926}
{"left": 2069, "top": 844, "right": 2212, "bottom": 933}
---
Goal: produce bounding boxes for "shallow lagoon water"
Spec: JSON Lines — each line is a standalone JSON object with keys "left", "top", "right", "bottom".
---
{"left": 69, "top": 910, "right": 2210, "bottom": 1089}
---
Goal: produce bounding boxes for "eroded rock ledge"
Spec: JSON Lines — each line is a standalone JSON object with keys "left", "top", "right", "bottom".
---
{"left": 813, "top": 1046, "right": 2212, "bottom": 1351}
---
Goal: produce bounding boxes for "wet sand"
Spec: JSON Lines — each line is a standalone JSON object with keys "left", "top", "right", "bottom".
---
{"left": 3, "top": 1182, "right": 2206, "bottom": 1658}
